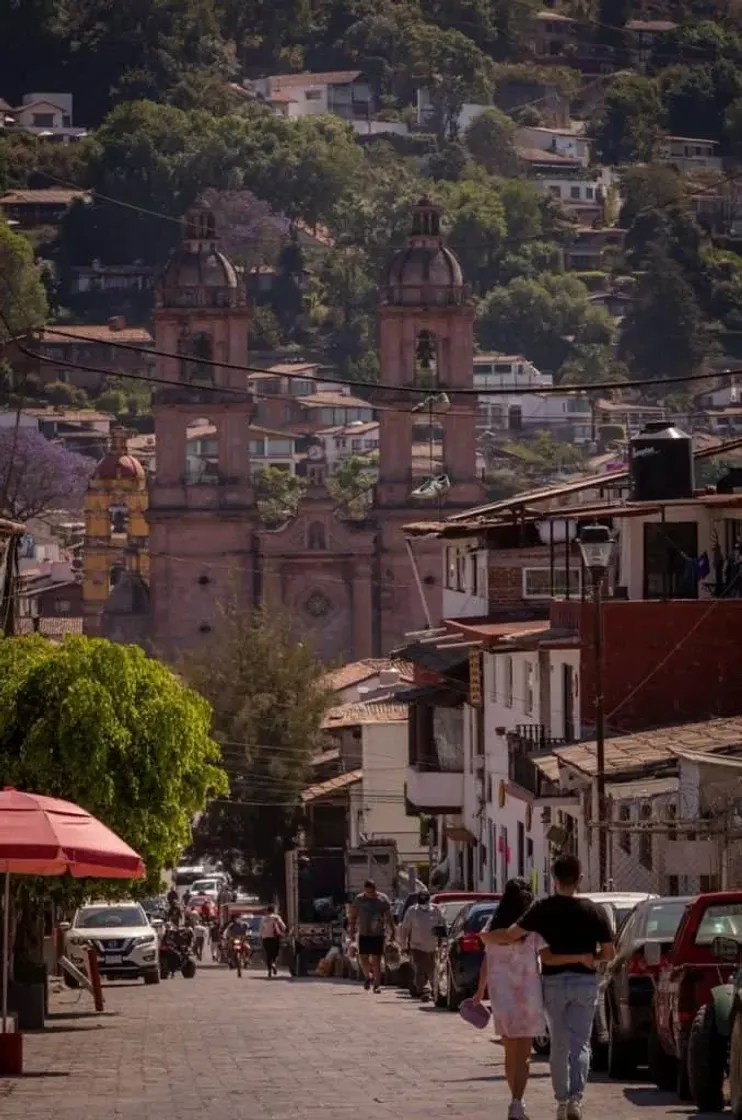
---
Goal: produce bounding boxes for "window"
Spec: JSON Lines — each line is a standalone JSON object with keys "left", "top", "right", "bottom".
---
{"left": 249, "top": 439, "right": 266, "bottom": 456}
{"left": 524, "top": 661, "right": 534, "bottom": 716}
{"left": 517, "top": 821, "right": 525, "bottom": 877}
{"left": 470, "top": 553, "right": 478, "bottom": 595}
{"left": 523, "top": 568, "right": 581, "bottom": 599}
{"left": 305, "top": 89, "right": 322, "bottom": 100}
{"left": 32, "top": 113, "right": 55, "bottom": 128}
{"left": 570, "top": 186, "right": 581, "bottom": 200}
{"left": 267, "top": 439, "right": 293, "bottom": 456}
{"left": 55, "top": 599, "right": 71, "bottom": 614}
{"left": 618, "top": 803, "right": 631, "bottom": 853}
{"left": 585, "top": 187, "right": 594, "bottom": 199}
{"left": 549, "top": 185, "right": 561, "bottom": 198}
{"left": 639, "top": 802, "right": 652, "bottom": 870}
{"left": 504, "top": 656, "right": 513, "bottom": 708}
{"left": 351, "top": 439, "right": 361, "bottom": 452}
{"left": 643, "top": 522, "right": 699, "bottom": 599}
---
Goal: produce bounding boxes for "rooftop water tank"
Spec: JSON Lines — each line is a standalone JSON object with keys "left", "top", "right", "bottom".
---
{"left": 629, "top": 421, "right": 694, "bottom": 502}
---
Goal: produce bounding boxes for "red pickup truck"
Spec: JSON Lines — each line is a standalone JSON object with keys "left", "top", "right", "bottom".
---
{"left": 650, "top": 891, "right": 742, "bottom": 1100}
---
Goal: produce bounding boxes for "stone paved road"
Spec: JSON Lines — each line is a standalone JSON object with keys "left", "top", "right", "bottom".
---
{"left": 0, "top": 963, "right": 718, "bottom": 1120}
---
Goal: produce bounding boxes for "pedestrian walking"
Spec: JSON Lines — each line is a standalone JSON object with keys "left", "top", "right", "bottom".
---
{"left": 259, "top": 905, "right": 286, "bottom": 978}
{"left": 483, "top": 856, "right": 615, "bottom": 1120}
{"left": 348, "top": 879, "right": 394, "bottom": 993}
{"left": 398, "top": 889, "right": 446, "bottom": 1001}
{"left": 478, "top": 878, "right": 596, "bottom": 1120}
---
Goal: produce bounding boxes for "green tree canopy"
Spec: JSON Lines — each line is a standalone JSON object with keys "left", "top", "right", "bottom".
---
{"left": 0, "top": 221, "right": 48, "bottom": 342}
{"left": 254, "top": 466, "right": 308, "bottom": 527}
{"left": 463, "top": 108, "right": 519, "bottom": 176}
{"left": 184, "top": 606, "right": 333, "bottom": 892}
{"left": 0, "top": 636, "right": 227, "bottom": 889}
{"left": 590, "top": 75, "right": 666, "bottom": 165}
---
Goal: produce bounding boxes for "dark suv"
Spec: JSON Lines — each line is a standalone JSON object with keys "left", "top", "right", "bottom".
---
{"left": 432, "top": 899, "right": 497, "bottom": 1011}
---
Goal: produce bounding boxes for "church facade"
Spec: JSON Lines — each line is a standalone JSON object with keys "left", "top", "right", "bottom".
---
{"left": 147, "top": 199, "right": 483, "bottom": 662}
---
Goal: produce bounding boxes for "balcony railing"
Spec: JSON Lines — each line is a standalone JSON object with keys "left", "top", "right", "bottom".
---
{"left": 507, "top": 724, "right": 565, "bottom": 797}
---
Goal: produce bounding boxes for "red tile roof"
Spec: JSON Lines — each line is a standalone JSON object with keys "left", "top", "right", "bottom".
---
{"left": 269, "top": 71, "right": 363, "bottom": 90}
{"left": 37, "top": 324, "right": 153, "bottom": 345}
{"left": 14, "top": 617, "right": 84, "bottom": 638}
{"left": 323, "top": 658, "right": 413, "bottom": 692}
{"left": 0, "top": 188, "right": 89, "bottom": 206}
{"left": 322, "top": 702, "right": 409, "bottom": 729}
{"left": 302, "top": 769, "right": 363, "bottom": 803}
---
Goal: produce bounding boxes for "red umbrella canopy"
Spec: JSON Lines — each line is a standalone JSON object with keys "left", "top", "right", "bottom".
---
{"left": 0, "top": 788, "right": 145, "bottom": 879}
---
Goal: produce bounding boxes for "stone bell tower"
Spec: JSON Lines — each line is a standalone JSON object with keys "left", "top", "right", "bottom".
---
{"left": 377, "top": 198, "right": 482, "bottom": 509}
{"left": 148, "top": 202, "right": 255, "bottom": 656}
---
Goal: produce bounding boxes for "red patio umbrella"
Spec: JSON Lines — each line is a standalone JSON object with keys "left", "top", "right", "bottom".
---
{"left": 0, "top": 788, "right": 145, "bottom": 1032}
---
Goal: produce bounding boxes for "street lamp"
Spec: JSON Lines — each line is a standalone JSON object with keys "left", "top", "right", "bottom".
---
{"left": 576, "top": 523, "right": 616, "bottom": 890}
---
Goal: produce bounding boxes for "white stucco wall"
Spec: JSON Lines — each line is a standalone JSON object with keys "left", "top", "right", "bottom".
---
{"left": 360, "top": 721, "right": 425, "bottom": 864}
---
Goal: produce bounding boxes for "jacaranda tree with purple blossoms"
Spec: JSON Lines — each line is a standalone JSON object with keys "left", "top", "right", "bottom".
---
{"left": 0, "top": 427, "right": 93, "bottom": 520}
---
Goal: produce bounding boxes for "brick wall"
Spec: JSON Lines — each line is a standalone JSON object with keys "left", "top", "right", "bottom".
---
{"left": 551, "top": 598, "right": 742, "bottom": 734}
{"left": 488, "top": 543, "right": 581, "bottom": 611}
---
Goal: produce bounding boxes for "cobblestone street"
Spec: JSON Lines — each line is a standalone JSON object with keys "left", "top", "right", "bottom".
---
{"left": 0, "top": 964, "right": 716, "bottom": 1120}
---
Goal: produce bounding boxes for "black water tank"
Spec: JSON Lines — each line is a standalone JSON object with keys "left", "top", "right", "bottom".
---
{"left": 629, "top": 421, "right": 694, "bottom": 502}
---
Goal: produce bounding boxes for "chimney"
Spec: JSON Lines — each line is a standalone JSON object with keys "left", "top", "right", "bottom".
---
{"left": 107, "top": 316, "right": 126, "bottom": 331}
{"left": 378, "top": 668, "right": 401, "bottom": 688}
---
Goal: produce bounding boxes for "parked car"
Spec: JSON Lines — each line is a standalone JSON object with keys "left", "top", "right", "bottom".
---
{"left": 598, "top": 896, "right": 690, "bottom": 1079}
{"left": 579, "top": 892, "right": 658, "bottom": 936}
{"left": 432, "top": 899, "right": 497, "bottom": 1011}
{"left": 683, "top": 933, "right": 742, "bottom": 1113}
{"left": 65, "top": 901, "right": 160, "bottom": 985}
{"left": 651, "top": 891, "right": 742, "bottom": 1101}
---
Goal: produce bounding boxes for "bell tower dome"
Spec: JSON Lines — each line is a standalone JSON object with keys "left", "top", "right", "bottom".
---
{"left": 376, "top": 198, "right": 481, "bottom": 508}
{"left": 148, "top": 201, "right": 255, "bottom": 656}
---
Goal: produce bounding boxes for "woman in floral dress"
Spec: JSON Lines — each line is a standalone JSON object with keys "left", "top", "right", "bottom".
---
{"left": 476, "top": 879, "right": 594, "bottom": 1120}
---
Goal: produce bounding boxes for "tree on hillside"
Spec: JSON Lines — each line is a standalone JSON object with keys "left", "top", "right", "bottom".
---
{"left": 464, "top": 108, "right": 519, "bottom": 176}
{"left": 437, "top": 179, "right": 507, "bottom": 294}
{"left": 0, "top": 635, "right": 227, "bottom": 963}
{"left": 0, "top": 222, "right": 48, "bottom": 342}
{"left": 618, "top": 251, "right": 711, "bottom": 386}
{"left": 590, "top": 75, "right": 666, "bottom": 165}
{"left": 618, "top": 165, "right": 685, "bottom": 228}
{"left": 404, "top": 22, "right": 495, "bottom": 138}
{"left": 184, "top": 606, "right": 333, "bottom": 893}
{"left": 476, "top": 273, "right": 605, "bottom": 371}
{"left": 0, "top": 428, "right": 93, "bottom": 520}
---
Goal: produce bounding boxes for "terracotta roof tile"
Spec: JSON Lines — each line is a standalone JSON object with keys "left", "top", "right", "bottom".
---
{"left": 0, "top": 188, "right": 89, "bottom": 206}
{"left": 37, "top": 324, "right": 153, "bottom": 345}
{"left": 323, "top": 658, "right": 414, "bottom": 692}
{"left": 298, "top": 392, "right": 372, "bottom": 410}
{"left": 321, "top": 702, "right": 409, "bottom": 729}
{"left": 302, "top": 769, "right": 363, "bottom": 803}
{"left": 517, "top": 147, "right": 582, "bottom": 165}
{"left": 269, "top": 71, "right": 363, "bottom": 90}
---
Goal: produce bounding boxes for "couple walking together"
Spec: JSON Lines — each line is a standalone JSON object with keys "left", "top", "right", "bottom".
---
{"left": 475, "top": 854, "right": 615, "bottom": 1120}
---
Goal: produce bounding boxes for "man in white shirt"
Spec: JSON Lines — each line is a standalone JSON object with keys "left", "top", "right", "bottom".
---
{"left": 398, "top": 890, "right": 447, "bottom": 1001}
{"left": 259, "top": 906, "right": 286, "bottom": 978}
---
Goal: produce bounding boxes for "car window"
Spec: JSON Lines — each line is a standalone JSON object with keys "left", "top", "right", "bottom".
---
{"left": 616, "top": 909, "right": 641, "bottom": 951}
{"left": 696, "top": 903, "right": 742, "bottom": 944}
{"left": 448, "top": 907, "right": 469, "bottom": 938}
{"left": 76, "top": 906, "right": 147, "bottom": 929}
{"left": 645, "top": 900, "right": 688, "bottom": 940}
{"left": 464, "top": 905, "right": 496, "bottom": 933}
{"left": 438, "top": 901, "right": 466, "bottom": 927}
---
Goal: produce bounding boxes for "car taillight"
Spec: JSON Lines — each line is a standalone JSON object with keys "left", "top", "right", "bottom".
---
{"left": 459, "top": 932, "right": 482, "bottom": 953}
{"left": 628, "top": 949, "right": 648, "bottom": 977}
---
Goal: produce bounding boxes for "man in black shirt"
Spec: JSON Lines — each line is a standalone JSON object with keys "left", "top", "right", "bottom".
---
{"left": 483, "top": 855, "right": 614, "bottom": 1120}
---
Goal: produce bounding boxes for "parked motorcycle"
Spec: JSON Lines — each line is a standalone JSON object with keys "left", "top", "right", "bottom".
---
{"left": 160, "top": 927, "right": 197, "bottom": 979}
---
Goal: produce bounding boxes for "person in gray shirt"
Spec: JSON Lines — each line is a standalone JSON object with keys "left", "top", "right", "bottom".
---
{"left": 348, "top": 879, "right": 394, "bottom": 993}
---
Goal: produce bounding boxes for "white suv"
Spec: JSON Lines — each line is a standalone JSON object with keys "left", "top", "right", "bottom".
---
{"left": 65, "top": 902, "right": 160, "bottom": 985}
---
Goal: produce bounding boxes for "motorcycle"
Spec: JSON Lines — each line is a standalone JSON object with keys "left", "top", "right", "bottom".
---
{"left": 160, "top": 927, "right": 197, "bottom": 980}
{"left": 228, "top": 936, "right": 250, "bottom": 977}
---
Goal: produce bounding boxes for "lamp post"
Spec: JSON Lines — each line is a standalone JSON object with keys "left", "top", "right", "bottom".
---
{"left": 576, "top": 523, "right": 616, "bottom": 890}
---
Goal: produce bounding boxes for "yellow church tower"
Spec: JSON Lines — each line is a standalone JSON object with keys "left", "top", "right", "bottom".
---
{"left": 83, "top": 427, "right": 150, "bottom": 636}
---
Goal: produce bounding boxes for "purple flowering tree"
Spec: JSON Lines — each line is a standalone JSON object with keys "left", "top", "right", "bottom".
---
{"left": 0, "top": 427, "right": 93, "bottom": 521}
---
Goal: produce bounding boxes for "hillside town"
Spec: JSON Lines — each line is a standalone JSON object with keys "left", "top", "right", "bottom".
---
{"left": 5, "top": 2, "right": 742, "bottom": 1119}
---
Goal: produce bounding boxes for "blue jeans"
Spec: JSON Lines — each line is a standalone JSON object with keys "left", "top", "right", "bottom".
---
{"left": 542, "top": 973, "right": 599, "bottom": 1104}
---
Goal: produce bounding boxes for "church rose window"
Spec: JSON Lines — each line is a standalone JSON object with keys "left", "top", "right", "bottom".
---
{"left": 304, "top": 590, "right": 332, "bottom": 618}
